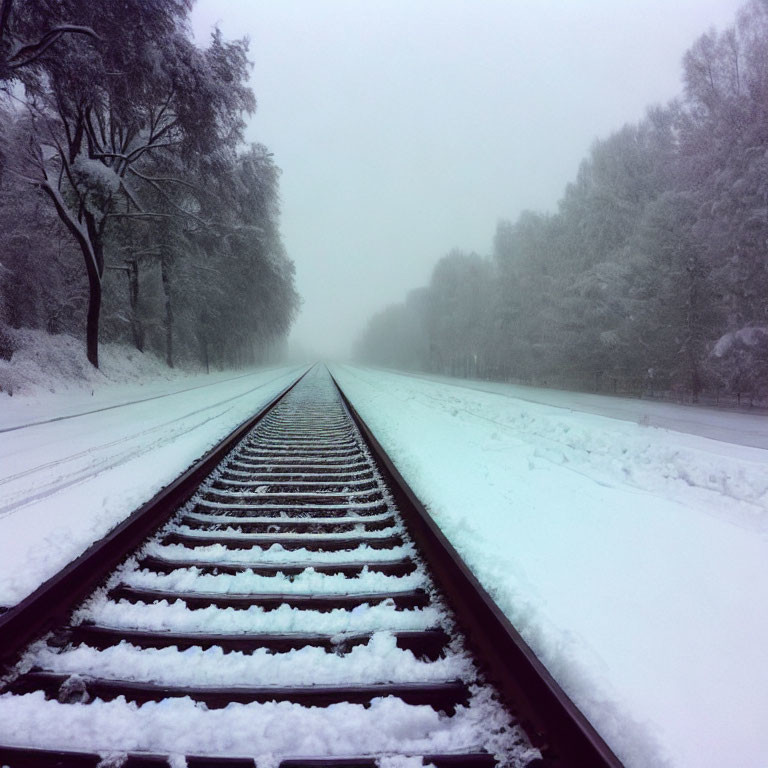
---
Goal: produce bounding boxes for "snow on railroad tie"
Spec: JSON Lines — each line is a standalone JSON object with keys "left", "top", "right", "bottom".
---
{"left": 121, "top": 564, "right": 427, "bottom": 595}
{"left": 76, "top": 595, "right": 442, "bottom": 634}
{"left": 230, "top": 461, "right": 372, "bottom": 469}
{"left": 0, "top": 692, "right": 537, "bottom": 763}
{"left": 215, "top": 475, "right": 377, "bottom": 487}
{"left": 182, "top": 510, "right": 394, "bottom": 525}
{"left": 167, "top": 524, "right": 400, "bottom": 541}
{"left": 0, "top": 366, "right": 540, "bottom": 766}
{"left": 143, "top": 539, "right": 419, "bottom": 564}
{"left": 24, "top": 633, "right": 473, "bottom": 687}
{"left": 194, "top": 498, "right": 387, "bottom": 511}
{"left": 202, "top": 487, "right": 381, "bottom": 499}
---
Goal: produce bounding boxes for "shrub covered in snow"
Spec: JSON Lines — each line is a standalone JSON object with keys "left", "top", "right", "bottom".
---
{"left": 0, "top": 326, "right": 193, "bottom": 398}
{"left": 711, "top": 326, "right": 768, "bottom": 398}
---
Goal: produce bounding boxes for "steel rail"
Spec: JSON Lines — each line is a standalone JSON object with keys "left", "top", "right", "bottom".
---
{"left": 331, "top": 371, "right": 624, "bottom": 768}
{"left": 0, "top": 366, "right": 309, "bottom": 668}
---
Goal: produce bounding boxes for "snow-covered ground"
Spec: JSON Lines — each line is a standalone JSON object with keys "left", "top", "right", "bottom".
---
{"left": 330, "top": 364, "right": 768, "bottom": 768}
{"left": 0, "top": 363, "right": 307, "bottom": 607}
{"left": 370, "top": 366, "right": 768, "bottom": 449}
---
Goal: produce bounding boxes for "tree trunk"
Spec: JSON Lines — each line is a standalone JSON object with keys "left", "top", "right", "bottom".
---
{"left": 40, "top": 183, "right": 104, "bottom": 368}
{"left": 85, "top": 219, "right": 106, "bottom": 368}
{"left": 161, "top": 257, "right": 174, "bottom": 368}
{"left": 686, "top": 259, "right": 703, "bottom": 403}
{"left": 127, "top": 260, "right": 144, "bottom": 352}
{"left": 85, "top": 266, "right": 101, "bottom": 368}
{"left": 0, "top": 0, "right": 14, "bottom": 49}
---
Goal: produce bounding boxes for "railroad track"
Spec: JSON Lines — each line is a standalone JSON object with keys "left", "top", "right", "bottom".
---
{"left": 0, "top": 365, "right": 621, "bottom": 767}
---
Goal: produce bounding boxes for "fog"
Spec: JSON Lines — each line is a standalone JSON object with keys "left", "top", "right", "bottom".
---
{"left": 191, "top": 0, "right": 742, "bottom": 359}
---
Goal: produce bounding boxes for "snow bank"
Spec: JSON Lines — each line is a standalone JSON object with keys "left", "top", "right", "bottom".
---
{"left": 0, "top": 327, "right": 195, "bottom": 401}
{"left": 382, "top": 366, "right": 768, "bottom": 449}
{"left": 331, "top": 364, "right": 768, "bottom": 768}
{"left": 336, "top": 367, "right": 768, "bottom": 530}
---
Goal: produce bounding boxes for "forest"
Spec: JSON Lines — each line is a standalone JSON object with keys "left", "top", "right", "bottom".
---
{"left": 356, "top": 0, "right": 768, "bottom": 403}
{"left": 0, "top": 0, "right": 298, "bottom": 378}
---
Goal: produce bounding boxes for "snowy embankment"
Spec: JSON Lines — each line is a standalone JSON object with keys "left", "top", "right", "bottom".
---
{"left": 330, "top": 364, "right": 768, "bottom": 768}
{"left": 0, "top": 327, "right": 293, "bottom": 431}
{"left": 372, "top": 366, "right": 768, "bottom": 449}
{"left": 0, "top": 362, "right": 308, "bottom": 608}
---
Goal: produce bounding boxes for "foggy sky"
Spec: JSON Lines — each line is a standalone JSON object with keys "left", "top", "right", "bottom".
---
{"left": 190, "top": 0, "right": 743, "bottom": 359}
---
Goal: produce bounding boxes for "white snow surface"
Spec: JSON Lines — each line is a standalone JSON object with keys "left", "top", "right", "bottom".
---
{"left": 330, "top": 363, "right": 768, "bottom": 768}
{"left": 380, "top": 366, "right": 768, "bottom": 449}
{"left": 0, "top": 364, "right": 308, "bottom": 607}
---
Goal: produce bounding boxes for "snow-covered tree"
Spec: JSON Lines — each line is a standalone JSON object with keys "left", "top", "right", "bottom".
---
{"left": 1, "top": 1, "right": 298, "bottom": 373}
{"left": 6, "top": 0, "right": 254, "bottom": 367}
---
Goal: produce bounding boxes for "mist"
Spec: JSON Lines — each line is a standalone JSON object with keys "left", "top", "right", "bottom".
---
{"left": 191, "top": 0, "right": 742, "bottom": 359}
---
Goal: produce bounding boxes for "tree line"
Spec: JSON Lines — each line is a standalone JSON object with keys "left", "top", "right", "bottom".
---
{"left": 356, "top": 0, "right": 768, "bottom": 403}
{"left": 0, "top": 0, "right": 298, "bottom": 371}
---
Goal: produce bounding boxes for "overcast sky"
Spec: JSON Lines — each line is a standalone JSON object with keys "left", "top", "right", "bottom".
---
{"left": 191, "top": 0, "right": 743, "bottom": 359}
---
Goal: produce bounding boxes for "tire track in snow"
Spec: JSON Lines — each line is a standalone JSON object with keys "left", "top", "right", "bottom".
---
{"left": 0, "top": 406, "right": 235, "bottom": 518}
{"left": 0, "top": 367, "right": 298, "bottom": 434}
{"left": 0, "top": 368, "right": 306, "bottom": 518}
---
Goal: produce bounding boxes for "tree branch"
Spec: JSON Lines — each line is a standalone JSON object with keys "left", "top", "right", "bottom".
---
{"left": 127, "top": 166, "right": 209, "bottom": 226}
{"left": 8, "top": 25, "right": 99, "bottom": 69}
{"left": 129, "top": 168, "right": 201, "bottom": 192}
{"left": 118, "top": 176, "right": 145, "bottom": 213}
{"left": 39, "top": 175, "right": 100, "bottom": 281}
{"left": 107, "top": 212, "right": 179, "bottom": 220}
{"left": 126, "top": 139, "right": 182, "bottom": 163}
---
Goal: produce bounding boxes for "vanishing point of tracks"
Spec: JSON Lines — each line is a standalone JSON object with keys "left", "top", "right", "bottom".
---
{"left": 0, "top": 366, "right": 622, "bottom": 767}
